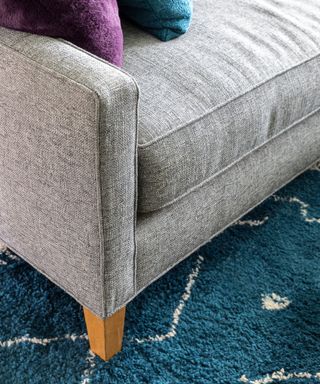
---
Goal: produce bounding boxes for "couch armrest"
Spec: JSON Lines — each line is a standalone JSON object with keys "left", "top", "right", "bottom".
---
{"left": 0, "top": 27, "right": 139, "bottom": 317}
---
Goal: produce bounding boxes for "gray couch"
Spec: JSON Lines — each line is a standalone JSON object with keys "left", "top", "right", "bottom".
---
{"left": 0, "top": 0, "right": 320, "bottom": 360}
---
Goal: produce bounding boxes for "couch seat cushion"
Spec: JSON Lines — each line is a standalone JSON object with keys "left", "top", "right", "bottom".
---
{"left": 123, "top": 0, "right": 320, "bottom": 213}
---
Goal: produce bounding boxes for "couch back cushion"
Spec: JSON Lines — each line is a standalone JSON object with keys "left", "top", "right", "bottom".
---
{"left": 0, "top": 0, "right": 123, "bottom": 66}
{"left": 118, "top": 0, "right": 192, "bottom": 41}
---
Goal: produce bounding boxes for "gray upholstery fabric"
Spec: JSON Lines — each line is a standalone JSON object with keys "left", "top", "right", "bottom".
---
{"left": 123, "top": 0, "right": 320, "bottom": 213}
{"left": 136, "top": 111, "right": 320, "bottom": 290}
{"left": 0, "top": 28, "right": 139, "bottom": 318}
{"left": 1, "top": 0, "right": 320, "bottom": 320}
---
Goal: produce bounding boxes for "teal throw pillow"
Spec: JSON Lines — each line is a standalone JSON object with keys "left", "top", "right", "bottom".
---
{"left": 119, "top": 0, "right": 192, "bottom": 41}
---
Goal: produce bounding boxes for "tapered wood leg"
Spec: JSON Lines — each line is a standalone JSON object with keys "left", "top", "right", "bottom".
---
{"left": 83, "top": 306, "right": 126, "bottom": 361}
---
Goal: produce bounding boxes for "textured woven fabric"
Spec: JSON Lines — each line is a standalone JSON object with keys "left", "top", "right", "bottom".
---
{"left": 0, "top": 0, "right": 123, "bottom": 66}
{"left": 118, "top": 0, "right": 192, "bottom": 41}
{"left": 0, "top": 28, "right": 138, "bottom": 318}
{"left": 1, "top": 0, "right": 320, "bottom": 320}
{"left": 122, "top": 0, "right": 320, "bottom": 213}
{"left": 136, "top": 112, "right": 320, "bottom": 290}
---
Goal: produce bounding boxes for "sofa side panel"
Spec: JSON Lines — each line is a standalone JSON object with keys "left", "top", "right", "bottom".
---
{"left": 0, "top": 28, "right": 139, "bottom": 317}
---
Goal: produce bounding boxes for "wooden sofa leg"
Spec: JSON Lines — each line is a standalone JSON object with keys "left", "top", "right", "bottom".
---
{"left": 83, "top": 306, "right": 126, "bottom": 361}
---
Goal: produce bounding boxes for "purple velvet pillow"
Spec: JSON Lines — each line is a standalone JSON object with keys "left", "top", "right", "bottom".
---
{"left": 0, "top": 0, "right": 123, "bottom": 66}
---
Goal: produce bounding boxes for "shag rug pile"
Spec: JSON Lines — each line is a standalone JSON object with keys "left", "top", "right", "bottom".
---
{"left": 1, "top": 163, "right": 320, "bottom": 384}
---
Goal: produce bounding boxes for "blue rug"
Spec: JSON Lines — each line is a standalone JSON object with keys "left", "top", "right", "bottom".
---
{"left": 1, "top": 164, "right": 320, "bottom": 384}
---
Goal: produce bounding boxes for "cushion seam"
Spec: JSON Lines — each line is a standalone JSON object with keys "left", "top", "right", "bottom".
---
{"left": 135, "top": 158, "right": 320, "bottom": 293}
{"left": 139, "top": 105, "right": 320, "bottom": 213}
{"left": 139, "top": 51, "right": 320, "bottom": 149}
